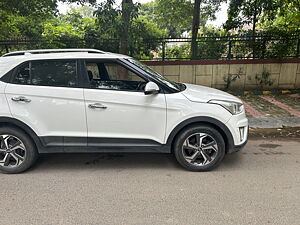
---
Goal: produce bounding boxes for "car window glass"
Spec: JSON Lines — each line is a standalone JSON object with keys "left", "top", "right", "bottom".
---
{"left": 86, "top": 63, "right": 100, "bottom": 80}
{"left": 31, "top": 60, "right": 77, "bottom": 87}
{"left": 86, "top": 61, "right": 147, "bottom": 91}
{"left": 12, "top": 60, "right": 77, "bottom": 88}
{"left": 13, "top": 62, "right": 30, "bottom": 85}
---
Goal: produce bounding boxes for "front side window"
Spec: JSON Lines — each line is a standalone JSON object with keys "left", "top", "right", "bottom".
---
{"left": 126, "top": 58, "right": 184, "bottom": 92}
{"left": 12, "top": 60, "right": 77, "bottom": 87}
{"left": 85, "top": 61, "right": 147, "bottom": 91}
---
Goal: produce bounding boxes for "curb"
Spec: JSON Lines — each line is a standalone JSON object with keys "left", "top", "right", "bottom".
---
{"left": 229, "top": 89, "right": 300, "bottom": 96}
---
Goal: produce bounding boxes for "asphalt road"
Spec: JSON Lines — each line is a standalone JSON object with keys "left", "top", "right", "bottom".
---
{"left": 1, "top": 138, "right": 300, "bottom": 225}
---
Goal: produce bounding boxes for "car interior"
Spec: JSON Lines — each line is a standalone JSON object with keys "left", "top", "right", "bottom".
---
{"left": 85, "top": 61, "right": 147, "bottom": 91}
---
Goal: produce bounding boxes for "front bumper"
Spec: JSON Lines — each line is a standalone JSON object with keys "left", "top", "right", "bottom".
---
{"left": 228, "top": 135, "right": 248, "bottom": 154}
{"left": 225, "top": 112, "right": 249, "bottom": 153}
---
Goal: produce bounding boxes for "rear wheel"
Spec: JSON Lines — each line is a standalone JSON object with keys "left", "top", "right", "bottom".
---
{"left": 0, "top": 127, "right": 38, "bottom": 174}
{"left": 173, "top": 125, "right": 225, "bottom": 172}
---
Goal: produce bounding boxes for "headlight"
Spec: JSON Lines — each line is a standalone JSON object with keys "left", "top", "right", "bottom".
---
{"left": 209, "top": 100, "right": 244, "bottom": 115}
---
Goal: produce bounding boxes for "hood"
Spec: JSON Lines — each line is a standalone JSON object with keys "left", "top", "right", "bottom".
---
{"left": 181, "top": 83, "right": 243, "bottom": 103}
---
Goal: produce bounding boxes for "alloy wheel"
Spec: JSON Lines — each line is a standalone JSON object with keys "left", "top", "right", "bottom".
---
{"left": 0, "top": 135, "right": 26, "bottom": 168}
{"left": 182, "top": 132, "right": 218, "bottom": 167}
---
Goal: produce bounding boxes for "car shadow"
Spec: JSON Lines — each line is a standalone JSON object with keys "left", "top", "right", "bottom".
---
{"left": 30, "top": 151, "right": 243, "bottom": 173}
{"left": 32, "top": 152, "right": 182, "bottom": 172}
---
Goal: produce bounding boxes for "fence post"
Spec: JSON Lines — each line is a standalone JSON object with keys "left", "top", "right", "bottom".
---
{"left": 162, "top": 40, "right": 166, "bottom": 61}
{"left": 5, "top": 44, "right": 9, "bottom": 53}
{"left": 227, "top": 40, "right": 232, "bottom": 59}
{"left": 296, "top": 36, "right": 300, "bottom": 58}
{"left": 262, "top": 39, "right": 266, "bottom": 59}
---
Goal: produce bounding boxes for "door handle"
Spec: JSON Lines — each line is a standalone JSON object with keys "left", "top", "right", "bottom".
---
{"left": 88, "top": 103, "right": 107, "bottom": 109}
{"left": 11, "top": 96, "right": 31, "bottom": 103}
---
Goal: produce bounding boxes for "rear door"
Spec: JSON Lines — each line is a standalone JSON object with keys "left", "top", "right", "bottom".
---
{"left": 5, "top": 59, "right": 87, "bottom": 146}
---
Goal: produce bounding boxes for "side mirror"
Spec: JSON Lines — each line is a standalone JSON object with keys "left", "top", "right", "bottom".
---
{"left": 144, "top": 82, "right": 160, "bottom": 95}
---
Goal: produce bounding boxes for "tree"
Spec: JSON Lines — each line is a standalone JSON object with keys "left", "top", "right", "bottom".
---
{"left": 191, "top": 0, "right": 201, "bottom": 59}
{"left": 190, "top": 0, "right": 224, "bottom": 59}
{"left": 119, "top": 0, "right": 139, "bottom": 55}
{"left": 260, "top": 0, "right": 300, "bottom": 33}
{"left": 0, "top": 0, "right": 56, "bottom": 39}
{"left": 140, "top": 0, "right": 222, "bottom": 38}
{"left": 94, "top": 0, "right": 139, "bottom": 55}
{"left": 94, "top": 1, "right": 165, "bottom": 57}
{"left": 225, "top": 0, "right": 279, "bottom": 35}
{"left": 0, "top": 0, "right": 96, "bottom": 40}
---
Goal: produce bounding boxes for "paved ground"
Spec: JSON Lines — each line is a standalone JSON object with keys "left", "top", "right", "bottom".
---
{"left": 238, "top": 93, "right": 300, "bottom": 128}
{"left": 0, "top": 138, "right": 299, "bottom": 225}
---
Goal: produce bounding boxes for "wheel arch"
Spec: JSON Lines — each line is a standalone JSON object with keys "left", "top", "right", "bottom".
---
{"left": 166, "top": 116, "right": 234, "bottom": 153}
{"left": 0, "top": 117, "right": 42, "bottom": 149}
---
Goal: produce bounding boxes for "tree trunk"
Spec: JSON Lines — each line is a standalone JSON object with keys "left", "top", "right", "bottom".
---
{"left": 119, "top": 0, "right": 133, "bottom": 55}
{"left": 252, "top": 0, "right": 257, "bottom": 36}
{"left": 190, "top": 0, "right": 201, "bottom": 60}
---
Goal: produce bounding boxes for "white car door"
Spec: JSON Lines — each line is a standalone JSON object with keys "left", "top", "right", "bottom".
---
{"left": 5, "top": 59, "right": 87, "bottom": 146}
{"left": 83, "top": 60, "right": 166, "bottom": 146}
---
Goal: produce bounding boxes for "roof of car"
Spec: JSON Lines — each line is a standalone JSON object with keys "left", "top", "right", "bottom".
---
{"left": 0, "top": 49, "right": 130, "bottom": 76}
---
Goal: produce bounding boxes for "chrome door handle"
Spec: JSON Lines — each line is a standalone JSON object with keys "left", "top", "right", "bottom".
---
{"left": 11, "top": 96, "right": 31, "bottom": 103}
{"left": 88, "top": 103, "right": 107, "bottom": 109}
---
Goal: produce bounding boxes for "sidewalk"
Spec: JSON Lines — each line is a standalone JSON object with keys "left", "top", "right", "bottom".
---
{"left": 237, "top": 93, "right": 300, "bottom": 128}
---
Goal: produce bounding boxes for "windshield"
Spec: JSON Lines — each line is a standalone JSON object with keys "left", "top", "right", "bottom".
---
{"left": 126, "top": 58, "right": 183, "bottom": 92}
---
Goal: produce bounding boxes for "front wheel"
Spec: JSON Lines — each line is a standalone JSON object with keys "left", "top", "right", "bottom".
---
{"left": 0, "top": 127, "right": 38, "bottom": 174}
{"left": 173, "top": 125, "right": 225, "bottom": 172}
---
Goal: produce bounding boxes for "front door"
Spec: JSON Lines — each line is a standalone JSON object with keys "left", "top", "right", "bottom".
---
{"left": 83, "top": 60, "right": 166, "bottom": 146}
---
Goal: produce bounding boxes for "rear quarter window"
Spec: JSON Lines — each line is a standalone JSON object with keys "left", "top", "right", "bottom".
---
{"left": 11, "top": 60, "right": 78, "bottom": 88}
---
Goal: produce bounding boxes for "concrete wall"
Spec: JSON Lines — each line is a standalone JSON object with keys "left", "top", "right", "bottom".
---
{"left": 145, "top": 59, "right": 300, "bottom": 90}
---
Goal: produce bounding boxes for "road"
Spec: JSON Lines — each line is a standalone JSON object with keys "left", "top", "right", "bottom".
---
{"left": 1, "top": 138, "right": 300, "bottom": 225}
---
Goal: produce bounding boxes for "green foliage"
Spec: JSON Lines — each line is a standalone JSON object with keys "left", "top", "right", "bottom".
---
{"left": 248, "top": 69, "right": 274, "bottom": 89}
{"left": 0, "top": 0, "right": 57, "bottom": 39}
{"left": 260, "top": 0, "right": 300, "bottom": 33}
{"left": 140, "top": 0, "right": 225, "bottom": 38}
{"left": 225, "top": 0, "right": 279, "bottom": 32}
{"left": 40, "top": 6, "right": 97, "bottom": 48}
{"left": 197, "top": 26, "right": 228, "bottom": 59}
{"left": 0, "top": 0, "right": 298, "bottom": 60}
{"left": 93, "top": 0, "right": 166, "bottom": 57}
{"left": 160, "top": 44, "right": 191, "bottom": 60}
{"left": 128, "top": 17, "right": 167, "bottom": 59}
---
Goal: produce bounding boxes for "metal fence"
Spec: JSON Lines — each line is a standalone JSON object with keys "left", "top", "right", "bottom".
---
{"left": 1, "top": 34, "right": 299, "bottom": 60}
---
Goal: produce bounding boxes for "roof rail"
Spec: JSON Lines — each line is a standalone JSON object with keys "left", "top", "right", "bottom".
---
{"left": 2, "top": 49, "right": 107, "bottom": 57}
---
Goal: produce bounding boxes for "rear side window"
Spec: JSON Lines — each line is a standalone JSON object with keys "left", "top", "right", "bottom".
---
{"left": 13, "top": 63, "right": 30, "bottom": 85}
{"left": 12, "top": 60, "right": 77, "bottom": 88}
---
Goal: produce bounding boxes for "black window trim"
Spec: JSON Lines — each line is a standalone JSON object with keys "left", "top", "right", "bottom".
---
{"left": 9, "top": 59, "right": 81, "bottom": 89}
{"left": 80, "top": 58, "right": 154, "bottom": 93}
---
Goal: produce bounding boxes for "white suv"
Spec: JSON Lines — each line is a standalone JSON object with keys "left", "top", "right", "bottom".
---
{"left": 0, "top": 49, "right": 248, "bottom": 173}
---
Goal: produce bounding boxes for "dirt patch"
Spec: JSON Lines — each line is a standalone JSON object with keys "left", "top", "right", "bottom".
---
{"left": 259, "top": 144, "right": 281, "bottom": 148}
{"left": 249, "top": 127, "right": 300, "bottom": 139}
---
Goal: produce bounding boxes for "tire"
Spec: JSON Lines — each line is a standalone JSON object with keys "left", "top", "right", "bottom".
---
{"left": 0, "top": 127, "right": 38, "bottom": 174}
{"left": 173, "top": 125, "right": 225, "bottom": 172}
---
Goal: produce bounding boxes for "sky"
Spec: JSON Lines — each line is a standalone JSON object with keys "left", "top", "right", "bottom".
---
{"left": 58, "top": 0, "right": 228, "bottom": 27}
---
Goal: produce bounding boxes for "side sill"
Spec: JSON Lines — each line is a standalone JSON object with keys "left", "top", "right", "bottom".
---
{"left": 38, "top": 146, "right": 171, "bottom": 154}
{"left": 38, "top": 136, "right": 171, "bottom": 153}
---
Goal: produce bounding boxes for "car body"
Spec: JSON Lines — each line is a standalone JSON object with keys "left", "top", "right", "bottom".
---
{"left": 0, "top": 49, "right": 248, "bottom": 173}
